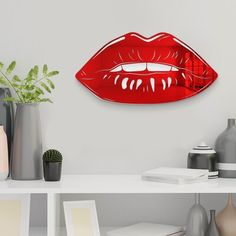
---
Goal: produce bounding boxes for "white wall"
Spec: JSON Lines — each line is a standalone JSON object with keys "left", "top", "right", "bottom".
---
{"left": 0, "top": 0, "right": 235, "bottom": 174}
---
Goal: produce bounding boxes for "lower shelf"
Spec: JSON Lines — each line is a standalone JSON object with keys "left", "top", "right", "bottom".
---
{"left": 29, "top": 227, "right": 47, "bottom": 236}
{"left": 58, "top": 227, "right": 116, "bottom": 236}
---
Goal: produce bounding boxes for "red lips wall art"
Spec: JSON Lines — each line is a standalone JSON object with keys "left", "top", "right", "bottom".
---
{"left": 75, "top": 32, "right": 218, "bottom": 104}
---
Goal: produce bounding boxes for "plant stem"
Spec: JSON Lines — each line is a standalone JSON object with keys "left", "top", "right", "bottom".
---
{"left": 33, "top": 75, "right": 48, "bottom": 85}
{"left": 0, "top": 69, "right": 23, "bottom": 102}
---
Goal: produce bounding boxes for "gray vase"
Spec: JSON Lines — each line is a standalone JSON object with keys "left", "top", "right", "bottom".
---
{"left": 215, "top": 118, "right": 236, "bottom": 178}
{"left": 11, "top": 103, "right": 43, "bottom": 180}
{"left": 0, "top": 88, "right": 14, "bottom": 168}
{"left": 206, "top": 210, "right": 220, "bottom": 236}
{"left": 186, "top": 193, "right": 208, "bottom": 236}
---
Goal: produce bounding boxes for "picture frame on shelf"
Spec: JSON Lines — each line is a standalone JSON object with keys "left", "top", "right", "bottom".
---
{"left": 0, "top": 194, "right": 31, "bottom": 236}
{"left": 64, "top": 200, "right": 100, "bottom": 236}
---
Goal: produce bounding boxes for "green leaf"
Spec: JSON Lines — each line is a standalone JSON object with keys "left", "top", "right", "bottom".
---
{"left": 47, "top": 71, "right": 59, "bottom": 77}
{"left": 0, "top": 77, "right": 8, "bottom": 86}
{"left": 40, "top": 82, "right": 51, "bottom": 93}
{"left": 43, "top": 64, "right": 48, "bottom": 75}
{"left": 0, "top": 62, "right": 3, "bottom": 70}
{"left": 6, "top": 61, "right": 16, "bottom": 74}
{"left": 46, "top": 79, "right": 55, "bottom": 89}
{"left": 12, "top": 75, "right": 21, "bottom": 82}
{"left": 39, "top": 98, "right": 53, "bottom": 103}
{"left": 3, "top": 97, "right": 17, "bottom": 102}
{"left": 25, "top": 85, "right": 35, "bottom": 91}
{"left": 12, "top": 83, "right": 22, "bottom": 89}
{"left": 27, "top": 68, "right": 34, "bottom": 78}
{"left": 35, "top": 87, "right": 44, "bottom": 95}
{"left": 33, "top": 65, "right": 39, "bottom": 77}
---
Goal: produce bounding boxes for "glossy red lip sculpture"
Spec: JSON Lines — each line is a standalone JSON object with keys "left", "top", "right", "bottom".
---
{"left": 75, "top": 32, "right": 218, "bottom": 104}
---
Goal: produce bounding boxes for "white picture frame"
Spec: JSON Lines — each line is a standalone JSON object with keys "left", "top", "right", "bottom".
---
{"left": 64, "top": 200, "right": 100, "bottom": 236}
{"left": 0, "top": 194, "right": 30, "bottom": 236}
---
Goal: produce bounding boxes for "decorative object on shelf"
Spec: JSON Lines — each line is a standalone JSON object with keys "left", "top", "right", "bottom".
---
{"left": 186, "top": 193, "right": 208, "bottom": 236}
{"left": 0, "top": 194, "right": 30, "bottom": 236}
{"left": 75, "top": 32, "right": 218, "bottom": 104}
{"left": 142, "top": 167, "right": 209, "bottom": 184}
{"left": 43, "top": 149, "right": 63, "bottom": 181}
{"left": 216, "top": 193, "right": 236, "bottom": 236}
{"left": 206, "top": 210, "right": 220, "bottom": 236}
{"left": 188, "top": 142, "right": 218, "bottom": 178}
{"left": 12, "top": 103, "right": 43, "bottom": 180}
{"left": 0, "top": 88, "right": 14, "bottom": 169}
{"left": 107, "top": 223, "right": 185, "bottom": 236}
{"left": 64, "top": 200, "right": 100, "bottom": 236}
{"left": 215, "top": 118, "right": 236, "bottom": 178}
{"left": 0, "top": 61, "right": 59, "bottom": 180}
{"left": 0, "top": 125, "right": 9, "bottom": 180}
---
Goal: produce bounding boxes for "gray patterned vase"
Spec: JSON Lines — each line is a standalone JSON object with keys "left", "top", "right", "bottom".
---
{"left": 186, "top": 193, "right": 208, "bottom": 236}
{"left": 11, "top": 103, "right": 43, "bottom": 180}
{"left": 215, "top": 118, "right": 236, "bottom": 178}
{"left": 0, "top": 88, "right": 14, "bottom": 169}
{"left": 206, "top": 210, "right": 220, "bottom": 236}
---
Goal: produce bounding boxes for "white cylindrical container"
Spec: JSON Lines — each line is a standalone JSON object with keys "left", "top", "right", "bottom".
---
{"left": 0, "top": 125, "right": 9, "bottom": 180}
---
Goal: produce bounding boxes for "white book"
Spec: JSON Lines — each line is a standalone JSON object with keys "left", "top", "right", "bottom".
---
{"left": 107, "top": 223, "right": 184, "bottom": 236}
{"left": 142, "top": 167, "right": 209, "bottom": 184}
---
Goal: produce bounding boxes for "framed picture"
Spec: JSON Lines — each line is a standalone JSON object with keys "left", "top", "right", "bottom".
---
{"left": 64, "top": 200, "right": 100, "bottom": 236}
{"left": 0, "top": 194, "right": 30, "bottom": 236}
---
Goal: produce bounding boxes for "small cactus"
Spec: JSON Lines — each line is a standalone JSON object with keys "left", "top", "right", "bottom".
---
{"left": 43, "top": 149, "right": 63, "bottom": 162}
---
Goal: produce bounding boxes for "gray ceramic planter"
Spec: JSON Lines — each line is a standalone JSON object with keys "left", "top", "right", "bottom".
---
{"left": 11, "top": 103, "right": 43, "bottom": 180}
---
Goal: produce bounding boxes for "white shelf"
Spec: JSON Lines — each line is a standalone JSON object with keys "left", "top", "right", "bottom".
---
{"left": 58, "top": 227, "right": 116, "bottom": 236}
{"left": 30, "top": 227, "right": 46, "bottom": 236}
{"left": 1, "top": 175, "right": 236, "bottom": 193}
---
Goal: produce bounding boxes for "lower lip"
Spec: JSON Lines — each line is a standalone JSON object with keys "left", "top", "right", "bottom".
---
{"left": 80, "top": 71, "right": 213, "bottom": 104}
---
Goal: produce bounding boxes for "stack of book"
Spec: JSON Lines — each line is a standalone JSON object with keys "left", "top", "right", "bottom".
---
{"left": 107, "top": 223, "right": 185, "bottom": 236}
{"left": 142, "top": 167, "right": 209, "bottom": 184}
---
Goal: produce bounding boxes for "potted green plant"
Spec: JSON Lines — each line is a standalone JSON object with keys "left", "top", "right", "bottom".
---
{"left": 43, "top": 149, "right": 63, "bottom": 181}
{"left": 0, "top": 61, "right": 59, "bottom": 180}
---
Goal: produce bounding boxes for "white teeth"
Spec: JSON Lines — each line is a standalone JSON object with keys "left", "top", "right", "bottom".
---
{"left": 121, "top": 77, "right": 129, "bottom": 89}
{"left": 162, "top": 79, "right": 166, "bottom": 90}
{"left": 130, "top": 80, "right": 135, "bottom": 90}
{"left": 136, "top": 79, "right": 142, "bottom": 90}
{"left": 171, "top": 67, "right": 178, "bottom": 71}
{"left": 167, "top": 77, "right": 172, "bottom": 88}
{"left": 182, "top": 72, "right": 186, "bottom": 79}
{"left": 147, "top": 63, "right": 171, "bottom": 72}
{"left": 150, "top": 78, "right": 155, "bottom": 92}
{"left": 111, "top": 66, "right": 122, "bottom": 72}
{"left": 103, "top": 74, "right": 108, "bottom": 79}
{"left": 111, "top": 63, "right": 178, "bottom": 72}
{"left": 122, "top": 63, "right": 146, "bottom": 72}
{"left": 114, "top": 75, "right": 120, "bottom": 85}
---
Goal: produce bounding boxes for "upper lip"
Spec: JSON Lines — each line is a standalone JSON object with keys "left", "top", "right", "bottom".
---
{"left": 76, "top": 32, "right": 218, "bottom": 103}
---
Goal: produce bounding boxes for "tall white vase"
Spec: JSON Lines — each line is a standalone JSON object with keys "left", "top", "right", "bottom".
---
{"left": 186, "top": 193, "right": 208, "bottom": 236}
{"left": 0, "top": 125, "right": 9, "bottom": 180}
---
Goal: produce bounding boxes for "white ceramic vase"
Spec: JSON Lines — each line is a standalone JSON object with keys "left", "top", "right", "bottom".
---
{"left": 186, "top": 193, "right": 208, "bottom": 236}
{"left": 0, "top": 125, "right": 9, "bottom": 180}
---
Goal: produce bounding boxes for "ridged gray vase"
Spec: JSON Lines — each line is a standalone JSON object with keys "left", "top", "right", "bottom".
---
{"left": 215, "top": 118, "right": 236, "bottom": 178}
{"left": 186, "top": 193, "right": 208, "bottom": 236}
{"left": 206, "top": 210, "right": 220, "bottom": 236}
{"left": 11, "top": 103, "right": 43, "bottom": 180}
{"left": 0, "top": 88, "right": 14, "bottom": 168}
